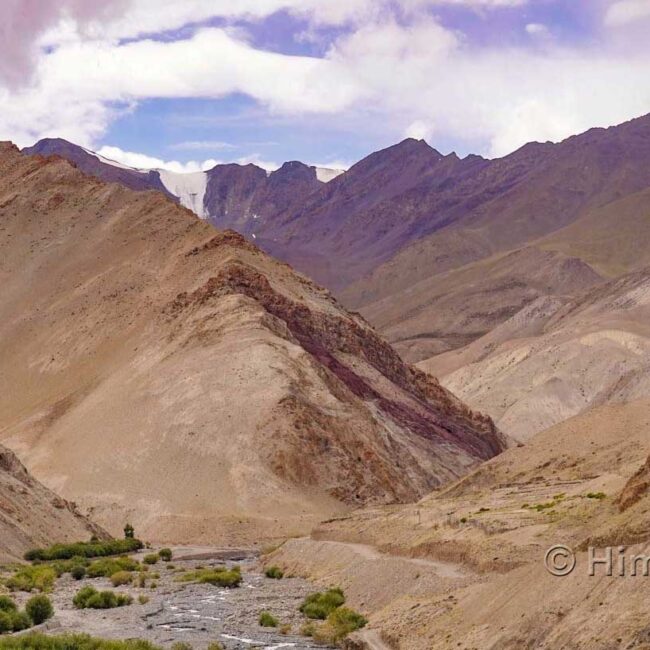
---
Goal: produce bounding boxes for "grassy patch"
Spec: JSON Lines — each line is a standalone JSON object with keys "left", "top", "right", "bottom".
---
{"left": 0, "top": 634, "right": 161, "bottom": 649}
{"left": 175, "top": 566, "right": 242, "bottom": 588}
{"left": 86, "top": 557, "right": 140, "bottom": 579}
{"left": 25, "top": 539, "right": 142, "bottom": 562}
{"left": 264, "top": 566, "right": 284, "bottom": 579}
{"left": 299, "top": 588, "right": 345, "bottom": 620}
{"left": 312, "top": 607, "right": 368, "bottom": 645}
{"left": 5, "top": 565, "right": 57, "bottom": 593}
{"left": 73, "top": 587, "right": 132, "bottom": 610}
{"left": 586, "top": 492, "right": 607, "bottom": 500}
{"left": 259, "top": 611, "right": 279, "bottom": 627}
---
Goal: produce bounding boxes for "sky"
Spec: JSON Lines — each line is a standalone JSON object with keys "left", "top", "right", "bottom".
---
{"left": 1, "top": 0, "right": 650, "bottom": 172}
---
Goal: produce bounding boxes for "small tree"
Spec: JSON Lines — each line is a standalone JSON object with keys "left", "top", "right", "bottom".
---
{"left": 124, "top": 523, "right": 135, "bottom": 539}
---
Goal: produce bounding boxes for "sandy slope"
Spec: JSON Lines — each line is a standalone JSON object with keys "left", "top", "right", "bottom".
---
{"left": 419, "top": 268, "right": 650, "bottom": 440}
{"left": 269, "top": 398, "right": 650, "bottom": 649}
{"left": 0, "top": 142, "right": 504, "bottom": 545}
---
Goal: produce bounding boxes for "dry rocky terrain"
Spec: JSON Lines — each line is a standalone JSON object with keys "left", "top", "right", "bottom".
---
{"left": 267, "top": 398, "right": 650, "bottom": 649}
{"left": 0, "top": 142, "right": 504, "bottom": 545}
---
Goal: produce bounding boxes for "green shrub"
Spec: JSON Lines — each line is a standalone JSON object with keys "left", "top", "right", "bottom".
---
{"left": 311, "top": 607, "right": 368, "bottom": 646}
{"left": 158, "top": 549, "right": 172, "bottom": 562}
{"left": 8, "top": 611, "right": 31, "bottom": 632}
{"left": 110, "top": 571, "right": 132, "bottom": 587}
{"left": 327, "top": 606, "right": 367, "bottom": 637}
{"left": 207, "top": 643, "right": 224, "bottom": 650}
{"left": 25, "top": 595, "right": 54, "bottom": 625}
{"left": 259, "top": 611, "right": 278, "bottom": 627}
{"left": 264, "top": 566, "right": 283, "bottom": 579}
{"left": 70, "top": 566, "right": 87, "bottom": 581}
{"left": 124, "top": 524, "right": 135, "bottom": 540}
{"left": 137, "top": 595, "right": 149, "bottom": 605}
{"left": 136, "top": 574, "right": 146, "bottom": 588}
{"left": 0, "top": 597, "right": 16, "bottom": 613}
{"left": 25, "top": 539, "right": 142, "bottom": 562}
{"left": 176, "top": 566, "right": 242, "bottom": 588}
{"left": 86, "top": 557, "right": 139, "bottom": 578}
{"left": 143, "top": 555, "right": 158, "bottom": 566}
{"left": 6, "top": 565, "right": 57, "bottom": 592}
{"left": 586, "top": 492, "right": 607, "bottom": 500}
{"left": 0, "top": 613, "right": 13, "bottom": 634}
{"left": 299, "top": 588, "right": 345, "bottom": 620}
{"left": 0, "top": 633, "right": 163, "bottom": 649}
{"left": 0, "top": 609, "right": 32, "bottom": 634}
{"left": 73, "top": 586, "right": 97, "bottom": 609}
{"left": 74, "top": 588, "right": 132, "bottom": 610}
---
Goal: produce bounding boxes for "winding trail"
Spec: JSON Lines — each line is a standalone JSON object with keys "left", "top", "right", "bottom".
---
{"left": 310, "top": 539, "right": 471, "bottom": 579}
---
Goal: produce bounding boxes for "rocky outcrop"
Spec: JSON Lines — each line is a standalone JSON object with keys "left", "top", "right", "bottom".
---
{"left": 0, "top": 444, "right": 106, "bottom": 562}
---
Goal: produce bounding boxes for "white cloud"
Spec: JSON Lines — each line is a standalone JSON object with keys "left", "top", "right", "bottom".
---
{"left": 2, "top": 1, "right": 650, "bottom": 160}
{"left": 405, "top": 120, "right": 436, "bottom": 141}
{"left": 525, "top": 23, "right": 550, "bottom": 37}
{"left": 97, "top": 145, "right": 218, "bottom": 172}
{"left": 604, "top": 0, "right": 650, "bottom": 27}
{"left": 96, "top": 145, "right": 280, "bottom": 173}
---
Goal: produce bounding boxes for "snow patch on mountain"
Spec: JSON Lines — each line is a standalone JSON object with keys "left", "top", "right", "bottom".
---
{"left": 158, "top": 170, "right": 208, "bottom": 219}
{"left": 314, "top": 167, "right": 344, "bottom": 183}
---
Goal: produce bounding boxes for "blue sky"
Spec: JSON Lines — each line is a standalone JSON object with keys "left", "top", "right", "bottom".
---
{"left": 1, "top": 0, "right": 650, "bottom": 171}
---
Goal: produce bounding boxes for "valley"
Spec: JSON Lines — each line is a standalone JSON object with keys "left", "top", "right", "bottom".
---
{"left": 4, "top": 101, "right": 650, "bottom": 650}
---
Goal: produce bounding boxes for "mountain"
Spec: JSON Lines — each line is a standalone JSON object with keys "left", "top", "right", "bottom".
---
{"left": 338, "top": 114, "right": 650, "bottom": 357}
{"left": 0, "top": 444, "right": 105, "bottom": 562}
{"left": 0, "top": 141, "right": 505, "bottom": 544}
{"left": 22, "top": 138, "right": 343, "bottom": 226}
{"left": 22, "top": 138, "right": 176, "bottom": 200}
{"left": 421, "top": 266, "right": 650, "bottom": 440}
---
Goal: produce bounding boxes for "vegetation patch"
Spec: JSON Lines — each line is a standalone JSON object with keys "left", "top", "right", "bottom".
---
{"left": 73, "top": 586, "right": 132, "bottom": 610}
{"left": 299, "top": 588, "right": 346, "bottom": 620}
{"left": 0, "top": 595, "right": 52, "bottom": 633}
{"left": 0, "top": 634, "right": 161, "bottom": 649}
{"left": 25, "top": 596, "right": 54, "bottom": 625}
{"left": 142, "top": 555, "right": 158, "bottom": 566}
{"left": 312, "top": 607, "right": 368, "bottom": 645}
{"left": 25, "top": 539, "right": 142, "bottom": 562}
{"left": 175, "top": 566, "right": 242, "bottom": 588}
{"left": 586, "top": 492, "right": 607, "bottom": 500}
{"left": 86, "top": 557, "right": 140, "bottom": 579}
{"left": 258, "top": 611, "right": 279, "bottom": 627}
{"left": 264, "top": 566, "right": 284, "bottom": 579}
{"left": 5, "top": 565, "right": 57, "bottom": 593}
{"left": 158, "top": 549, "right": 172, "bottom": 562}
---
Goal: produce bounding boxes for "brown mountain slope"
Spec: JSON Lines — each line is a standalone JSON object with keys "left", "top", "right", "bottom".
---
{"left": 352, "top": 246, "right": 603, "bottom": 361}
{"left": 269, "top": 398, "right": 650, "bottom": 649}
{"left": 0, "top": 142, "right": 505, "bottom": 545}
{"left": 421, "top": 267, "right": 650, "bottom": 440}
{"left": 0, "top": 444, "right": 105, "bottom": 563}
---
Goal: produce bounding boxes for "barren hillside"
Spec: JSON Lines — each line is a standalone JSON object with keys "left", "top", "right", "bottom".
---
{"left": 0, "top": 444, "right": 105, "bottom": 563}
{"left": 0, "top": 142, "right": 505, "bottom": 545}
